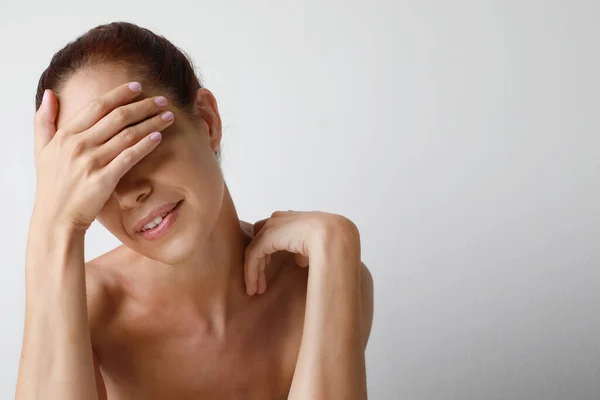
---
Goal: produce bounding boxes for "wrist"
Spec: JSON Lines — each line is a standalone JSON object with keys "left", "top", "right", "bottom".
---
{"left": 26, "top": 214, "right": 86, "bottom": 266}
{"left": 29, "top": 211, "right": 87, "bottom": 239}
{"left": 309, "top": 215, "right": 361, "bottom": 265}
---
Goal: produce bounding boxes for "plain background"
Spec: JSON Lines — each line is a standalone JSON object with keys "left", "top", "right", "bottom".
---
{"left": 1, "top": 0, "right": 599, "bottom": 399}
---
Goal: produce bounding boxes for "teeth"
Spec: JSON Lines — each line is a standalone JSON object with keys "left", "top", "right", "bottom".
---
{"left": 141, "top": 211, "right": 170, "bottom": 232}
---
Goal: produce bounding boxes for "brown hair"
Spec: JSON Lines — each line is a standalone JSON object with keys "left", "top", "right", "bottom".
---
{"left": 34, "top": 21, "right": 220, "bottom": 158}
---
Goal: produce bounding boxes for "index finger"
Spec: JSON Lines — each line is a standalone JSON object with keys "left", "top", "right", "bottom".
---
{"left": 62, "top": 81, "right": 144, "bottom": 135}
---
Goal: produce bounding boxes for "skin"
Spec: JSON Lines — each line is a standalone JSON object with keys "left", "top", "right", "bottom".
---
{"left": 25, "top": 62, "right": 374, "bottom": 399}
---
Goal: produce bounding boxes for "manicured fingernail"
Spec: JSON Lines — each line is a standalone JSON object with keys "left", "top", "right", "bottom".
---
{"left": 161, "top": 111, "right": 174, "bottom": 121}
{"left": 42, "top": 89, "right": 49, "bottom": 105}
{"left": 150, "top": 132, "right": 162, "bottom": 142}
{"left": 128, "top": 82, "right": 142, "bottom": 92}
{"left": 154, "top": 96, "right": 168, "bottom": 107}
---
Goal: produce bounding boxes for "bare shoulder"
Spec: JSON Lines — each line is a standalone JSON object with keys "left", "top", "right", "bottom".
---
{"left": 84, "top": 246, "right": 128, "bottom": 335}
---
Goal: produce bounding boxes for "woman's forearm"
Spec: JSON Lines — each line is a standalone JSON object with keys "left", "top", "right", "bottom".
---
{"left": 16, "top": 218, "right": 98, "bottom": 400}
{"left": 288, "top": 226, "right": 367, "bottom": 400}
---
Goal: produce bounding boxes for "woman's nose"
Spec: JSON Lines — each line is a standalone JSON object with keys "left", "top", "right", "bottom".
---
{"left": 113, "top": 179, "right": 152, "bottom": 210}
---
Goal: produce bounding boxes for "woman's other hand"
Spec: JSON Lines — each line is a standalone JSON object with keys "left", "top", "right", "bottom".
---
{"left": 244, "top": 210, "right": 361, "bottom": 296}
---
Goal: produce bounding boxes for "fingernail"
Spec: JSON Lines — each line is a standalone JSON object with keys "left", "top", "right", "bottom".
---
{"left": 154, "top": 96, "right": 168, "bottom": 107}
{"left": 161, "top": 111, "right": 174, "bottom": 121}
{"left": 42, "top": 89, "right": 49, "bottom": 105}
{"left": 128, "top": 82, "right": 142, "bottom": 92}
{"left": 150, "top": 132, "right": 162, "bottom": 142}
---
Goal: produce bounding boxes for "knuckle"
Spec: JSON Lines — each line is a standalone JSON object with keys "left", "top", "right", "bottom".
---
{"left": 86, "top": 152, "right": 101, "bottom": 170}
{"left": 92, "top": 170, "right": 112, "bottom": 188}
{"left": 120, "top": 127, "right": 137, "bottom": 145}
{"left": 52, "top": 130, "right": 67, "bottom": 144}
{"left": 112, "top": 107, "right": 128, "bottom": 123}
{"left": 88, "top": 98, "right": 105, "bottom": 113}
{"left": 121, "top": 148, "right": 135, "bottom": 165}
{"left": 70, "top": 138, "right": 87, "bottom": 158}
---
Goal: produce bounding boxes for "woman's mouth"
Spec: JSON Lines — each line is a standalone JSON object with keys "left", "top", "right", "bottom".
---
{"left": 137, "top": 200, "right": 183, "bottom": 240}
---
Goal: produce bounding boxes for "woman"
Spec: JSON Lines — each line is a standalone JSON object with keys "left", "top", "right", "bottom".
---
{"left": 17, "top": 21, "right": 373, "bottom": 399}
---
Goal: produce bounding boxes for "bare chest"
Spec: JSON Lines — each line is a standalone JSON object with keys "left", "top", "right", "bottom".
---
{"left": 95, "top": 295, "right": 303, "bottom": 399}
{"left": 100, "top": 337, "right": 290, "bottom": 398}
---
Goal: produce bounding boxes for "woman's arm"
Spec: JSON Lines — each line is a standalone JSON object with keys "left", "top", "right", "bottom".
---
{"left": 245, "top": 211, "right": 375, "bottom": 399}
{"left": 15, "top": 218, "right": 101, "bottom": 400}
{"left": 288, "top": 218, "right": 373, "bottom": 400}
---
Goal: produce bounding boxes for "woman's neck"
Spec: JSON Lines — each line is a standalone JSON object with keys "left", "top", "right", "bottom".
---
{"left": 130, "top": 184, "right": 252, "bottom": 336}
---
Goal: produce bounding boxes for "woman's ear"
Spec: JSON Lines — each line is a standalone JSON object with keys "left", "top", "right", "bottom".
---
{"left": 194, "top": 87, "right": 222, "bottom": 153}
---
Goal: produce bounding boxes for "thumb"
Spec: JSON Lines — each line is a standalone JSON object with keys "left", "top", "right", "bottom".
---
{"left": 33, "top": 89, "right": 58, "bottom": 160}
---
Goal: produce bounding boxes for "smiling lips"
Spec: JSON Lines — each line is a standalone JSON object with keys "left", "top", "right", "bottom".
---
{"left": 134, "top": 201, "right": 180, "bottom": 233}
{"left": 135, "top": 200, "right": 183, "bottom": 240}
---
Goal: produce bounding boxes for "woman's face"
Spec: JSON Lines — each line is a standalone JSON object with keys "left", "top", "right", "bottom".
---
{"left": 55, "top": 63, "right": 225, "bottom": 264}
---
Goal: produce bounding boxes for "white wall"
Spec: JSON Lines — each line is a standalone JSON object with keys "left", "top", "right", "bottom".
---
{"left": 1, "top": 0, "right": 599, "bottom": 399}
